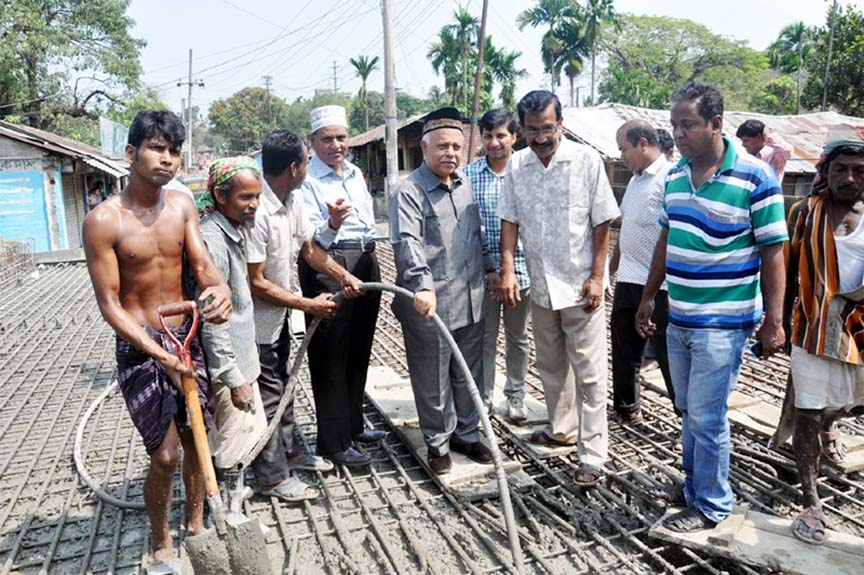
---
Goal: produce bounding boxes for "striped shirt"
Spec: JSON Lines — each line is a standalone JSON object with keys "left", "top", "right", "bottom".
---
{"left": 463, "top": 156, "right": 530, "bottom": 290}
{"left": 787, "top": 193, "right": 864, "bottom": 364}
{"left": 660, "top": 137, "right": 788, "bottom": 329}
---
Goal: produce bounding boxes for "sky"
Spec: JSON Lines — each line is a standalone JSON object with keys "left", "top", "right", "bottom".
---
{"left": 127, "top": 0, "right": 862, "bottom": 116}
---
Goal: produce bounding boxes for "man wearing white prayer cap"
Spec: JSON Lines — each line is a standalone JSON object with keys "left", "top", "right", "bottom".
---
{"left": 299, "top": 105, "right": 383, "bottom": 468}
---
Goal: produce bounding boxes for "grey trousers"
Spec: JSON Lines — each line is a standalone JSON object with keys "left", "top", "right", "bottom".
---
{"left": 482, "top": 288, "right": 531, "bottom": 403}
{"left": 531, "top": 301, "right": 609, "bottom": 467}
{"left": 400, "top": 316, "right": 484, "bottom": 457}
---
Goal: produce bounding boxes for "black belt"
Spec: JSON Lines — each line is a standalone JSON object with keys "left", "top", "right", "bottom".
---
{"left": 329, "top": 239, "right": 376, "bottom": 253}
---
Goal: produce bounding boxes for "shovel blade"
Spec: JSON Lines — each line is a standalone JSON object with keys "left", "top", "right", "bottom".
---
{"left": 183, "top": 529, "right": 231, "bottom": 575}
{"left": 224, "top": 519, "right": 274, "bottom": 575}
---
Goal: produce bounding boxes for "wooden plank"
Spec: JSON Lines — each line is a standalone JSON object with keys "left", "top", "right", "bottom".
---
{"left": 650, "top": 506, "right": 864, "bottom": 575}
{"left": 365, "top": 366, "right": 536, "bottom": 500}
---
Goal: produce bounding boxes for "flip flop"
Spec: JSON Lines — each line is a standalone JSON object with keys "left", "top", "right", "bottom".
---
{"left": 147, "top": 557, "right": 182, "bottom": 574}
{"left": 260, "top": 477, "right": 319, "bottom": 503}
{"left": 820, "top": 423, "right": 847, "bottom": 464}
{"left": 573, "top": 463, "right": 604, "bottom": 487}
{"left": 791, "top": 506, "right": 827, "bottom": 545}
{"left": 286, "top": 453, "right": 335, "bottom": 472}
{"left": 525, "top": 430, "right": 576, "bottom": 447}
{"left": 662, "top": 507, "right": 717, "bottom": 533}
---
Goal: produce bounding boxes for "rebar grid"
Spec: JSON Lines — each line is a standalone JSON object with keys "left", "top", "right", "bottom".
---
{"left": 0, "top": 248, "right": 860, "bottom": 574}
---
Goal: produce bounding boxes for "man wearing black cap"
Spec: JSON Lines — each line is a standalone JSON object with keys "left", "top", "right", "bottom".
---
{"left": 390, "top": 107, "right": 497, "bottom": 475}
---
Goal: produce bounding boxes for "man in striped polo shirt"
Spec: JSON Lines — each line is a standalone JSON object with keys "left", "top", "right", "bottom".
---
{"left": 636, "top": 82, "right": 788, "bottom": 532}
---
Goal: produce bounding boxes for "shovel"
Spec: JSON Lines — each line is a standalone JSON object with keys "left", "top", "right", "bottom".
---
{"left": 157, "top": 301, "right": 274, "bottom": 575}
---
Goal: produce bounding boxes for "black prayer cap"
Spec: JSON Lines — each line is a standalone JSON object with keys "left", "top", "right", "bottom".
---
{"left": 422, "top": 107, "right": 464, "bottom": 135}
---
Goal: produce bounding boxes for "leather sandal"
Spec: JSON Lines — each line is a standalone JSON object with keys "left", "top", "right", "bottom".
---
{"left": 820, "top": 423, "right": 847, "bottom": 464}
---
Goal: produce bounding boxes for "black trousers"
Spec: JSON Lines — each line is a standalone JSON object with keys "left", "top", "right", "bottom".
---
{"left": 253, "top": 321, "right": 294, "bottom": 485}
{"left": 610, "top": 282, "right": 676, "bottom": 415}
{"left": 298, "top": 248, "right": 381, "bottom": 456}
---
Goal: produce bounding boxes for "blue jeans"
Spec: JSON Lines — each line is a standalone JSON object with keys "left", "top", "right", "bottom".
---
{"left": 667, "top": 324, "right": 749, "bottom": 523}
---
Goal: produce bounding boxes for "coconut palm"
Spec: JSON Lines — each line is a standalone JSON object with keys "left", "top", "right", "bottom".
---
{"left": 767, "top": 22, "right": 812, "bottom": 114}
{"left": 517, "top": 0, "right": 576, "bottom": 92}
{"left": 350, "top": 54, "right": 380, "bottom": 130}
{"left": 579, "top": 0, "right": 619, "bottom": 105}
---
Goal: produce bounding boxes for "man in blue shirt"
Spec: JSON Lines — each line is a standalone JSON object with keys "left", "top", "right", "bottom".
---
{"left": 300, "top": 105, "right": 383, "bottom": 467}
{"left": 464, "top": 109, "right": 530, "bottom": 422}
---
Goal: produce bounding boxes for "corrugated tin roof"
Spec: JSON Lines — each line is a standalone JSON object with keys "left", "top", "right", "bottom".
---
{"left": 562, "top": 103, "right": 863, "bottom": 174}
{"left": 0, "top": 120, "right": 129, "bottom": 177}
{"left": 348, "top": 113, "right": 427, "bottom": 148}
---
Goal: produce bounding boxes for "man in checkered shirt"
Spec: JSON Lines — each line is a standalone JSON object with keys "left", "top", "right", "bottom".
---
{"left": 464, "top": 109, "right": 531, "bottom": 422}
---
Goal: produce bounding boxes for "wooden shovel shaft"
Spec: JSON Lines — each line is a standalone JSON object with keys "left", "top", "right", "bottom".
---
{"left": 182, "top": 373, "right": 220, "bottom": 498}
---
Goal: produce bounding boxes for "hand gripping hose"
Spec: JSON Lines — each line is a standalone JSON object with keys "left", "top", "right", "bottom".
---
{"left": 75, "top": 282, "right": 525, "bottom": 572}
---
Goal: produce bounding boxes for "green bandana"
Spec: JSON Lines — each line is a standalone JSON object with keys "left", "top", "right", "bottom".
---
{"left": 207, "top": 156, "right": 260, "bottom": 194}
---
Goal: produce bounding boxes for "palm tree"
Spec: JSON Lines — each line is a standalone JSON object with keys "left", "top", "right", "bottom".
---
{"left": 449, "top": 8, "right": 479, "bottom": 111}
{"left": 428, "top": 27, "right": 462, "bottom": 106}
{"left": 553, "top": 15, "right": 588, "bottom": 107}
{"left": 350, "top": 54, "right": 380, "bottom": 130}
{"left": 485, "top": 39, "right": 527, "bottom": 110}
{"left": 767, "top": 22, "right": 811, "bottom": 114}
{"left": 578, "top": 0, "right": 619, "bottom": 105}
{"left": 517, "top": 0, "right": 576, "bottom": 92}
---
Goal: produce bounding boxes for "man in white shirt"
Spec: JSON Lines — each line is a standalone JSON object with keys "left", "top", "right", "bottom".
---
{"left": 499, "top": 91, "right": 620, "bottom": 487}
{"left": 609, "top": 120, "right": 675, "bottom": 424}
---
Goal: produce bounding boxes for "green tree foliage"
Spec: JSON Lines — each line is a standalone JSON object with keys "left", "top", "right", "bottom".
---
{"left": 599, "top": 15, "right": 770, "bottom": 111}
{"left": 580, "top": 0, "right": 620, "bottom": 105}
{"left": 766, "top": 22, "right": 813, "bottom": 113}
{"left": 801, "top": 3, "right": 864, "bottom": 116}
{"left": 428, "top": 9, "right": 525, "bottom": 112}
{"left": 350, "top": 54, "right": 380, "bottom": 130}
{"left": 517, "top": 0, "right": 578, "bottom": 92}
{"left": 209, "top": 87, "right": 295, "bottom": 153}
{"left": 749, "top": 77, "right": 797, "bottom": 115}
{"left": 0, "top": 0, "right": 145, "bottom": 131}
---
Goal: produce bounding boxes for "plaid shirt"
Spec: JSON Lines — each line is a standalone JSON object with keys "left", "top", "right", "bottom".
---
{"left": 464, "top": 156, "right": 530, "bottom": 290}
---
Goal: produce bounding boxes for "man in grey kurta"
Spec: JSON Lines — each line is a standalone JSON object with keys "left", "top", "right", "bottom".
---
{"left": 390, "top": 108, "right": 497, "bottom": 475}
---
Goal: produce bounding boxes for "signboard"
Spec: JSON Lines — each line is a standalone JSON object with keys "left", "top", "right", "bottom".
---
{"left": 99, "top": 117, "right": 129, "bottom": 158}
{"left": 0, "top": 170, "right": 49, "bottom": 252}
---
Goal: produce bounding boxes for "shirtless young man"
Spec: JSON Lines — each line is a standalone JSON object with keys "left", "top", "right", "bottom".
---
{"left": 83, "top": 110, "right": 231, "bottom": 574}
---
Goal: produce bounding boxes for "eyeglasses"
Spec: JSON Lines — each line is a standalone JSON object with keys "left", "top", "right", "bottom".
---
{"left": 523, "top": 124, "right": 559, "bottom": 137}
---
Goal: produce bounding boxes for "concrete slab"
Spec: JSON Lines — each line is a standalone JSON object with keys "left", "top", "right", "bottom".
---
{"left": 365, "top": 365, "right": 535, "bottom": 500}
{"left": 650, "top": 506, "right": 864, "bottom": 575}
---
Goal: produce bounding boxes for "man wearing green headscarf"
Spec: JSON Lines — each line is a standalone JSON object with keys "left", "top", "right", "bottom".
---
{"left": 198, "top": 156, "right": 319, "bottom": 504}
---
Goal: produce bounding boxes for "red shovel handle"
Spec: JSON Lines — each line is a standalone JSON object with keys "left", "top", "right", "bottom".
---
{"left": 156, "top": 301, "right": 199, "bottom": 367}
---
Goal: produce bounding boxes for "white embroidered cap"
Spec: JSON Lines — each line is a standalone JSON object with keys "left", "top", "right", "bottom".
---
{"left": 310, "top": 105, "right": 348, "bottom": 133}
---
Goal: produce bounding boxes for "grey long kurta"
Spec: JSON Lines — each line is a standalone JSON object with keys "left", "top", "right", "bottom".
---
{"left": 390, "top": 162, "right": 494, "bottom": 455}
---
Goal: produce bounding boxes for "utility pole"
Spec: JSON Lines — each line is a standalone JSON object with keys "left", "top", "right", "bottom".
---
{"left": 177, "top": 49, "right": 204, "bottom": 173}
{"left": 381, "top": 0, "right": 399, "bottom": 199}
{"left": 822, "top": 0, "right": 838, "bottom": 110}
{"left": 467, "top": 0, "right": 489, "bottom": 164}
{"left": 331, "top": 61, "right": 339, "bottom": 93}
{"left": 262, "top": 75, "right": 273, "bottom": 130}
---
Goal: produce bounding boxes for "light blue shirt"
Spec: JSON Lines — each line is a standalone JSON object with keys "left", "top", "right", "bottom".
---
{"left": 301, "top": 154, "right": 376, "bottom": 248}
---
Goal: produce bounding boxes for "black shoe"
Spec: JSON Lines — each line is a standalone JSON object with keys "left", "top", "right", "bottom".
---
{"left": 326, "top": 447, "right": 371, "bottom": 467}
{"left": 428, "top": 452, "right": 452, "bottom": 475}
{"left": 450, "top": 440, "right": 493, "bottom": 464}
{"left": 353, "top": 429, "right": 386, "bottom": 443}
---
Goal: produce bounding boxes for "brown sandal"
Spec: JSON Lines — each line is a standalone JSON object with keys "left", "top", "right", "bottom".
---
{"left": 820, "top": 423, "right": 847, "bottom": 464}
{"left": 525, "top": 430, "right": 576, "bottom": 447}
